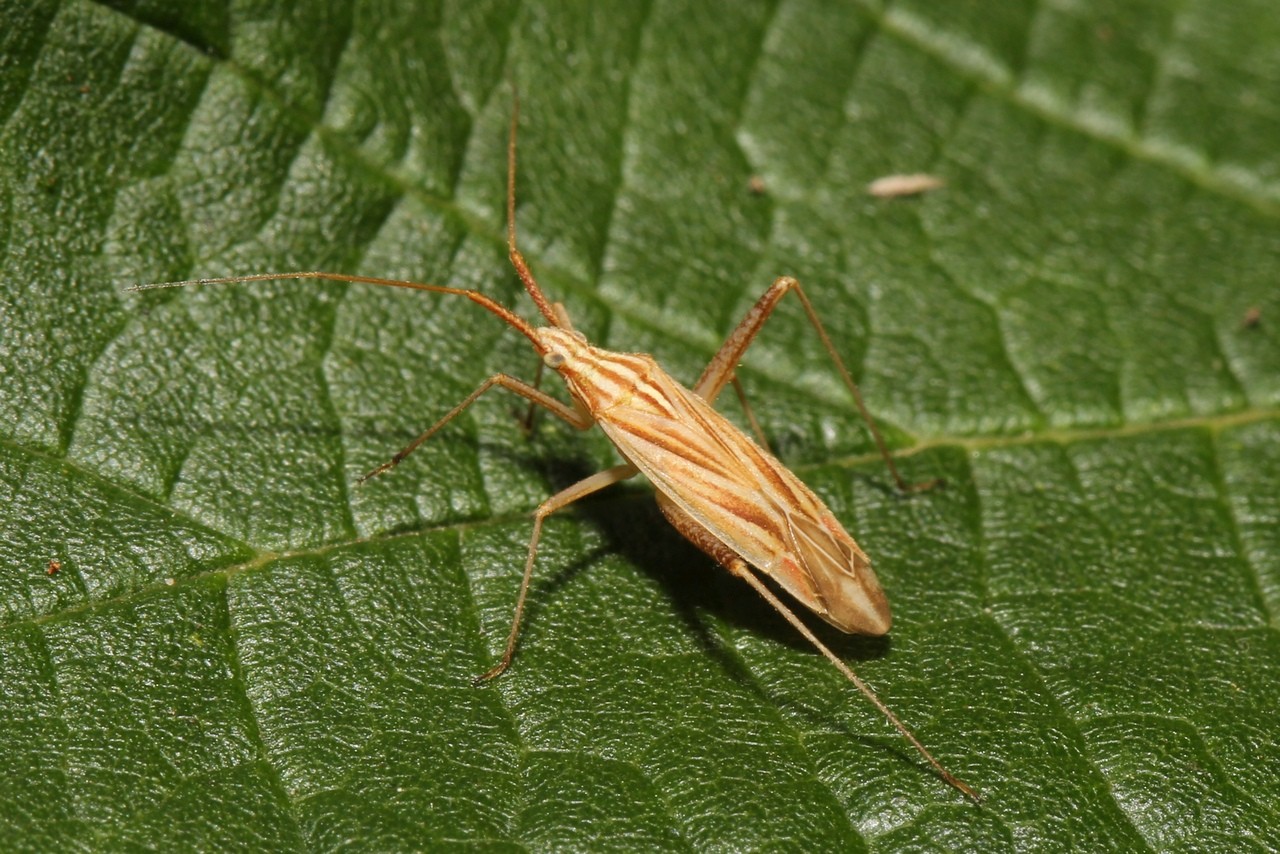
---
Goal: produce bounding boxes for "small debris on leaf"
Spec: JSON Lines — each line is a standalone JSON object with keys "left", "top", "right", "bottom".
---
{"left": 867, "top": 173, "right": 945, "bottom": 198}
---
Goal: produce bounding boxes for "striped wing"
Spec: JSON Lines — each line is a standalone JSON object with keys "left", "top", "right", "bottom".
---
{"left": 591, "top": 359, "right": 891, "bottom": 635}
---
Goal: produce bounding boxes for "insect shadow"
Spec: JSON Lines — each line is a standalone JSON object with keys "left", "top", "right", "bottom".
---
{"left": 562, "top": 472, "right": 920, "bottom": 766}
{"left": 564, "top": 462, "right": 895, "bottom": 678}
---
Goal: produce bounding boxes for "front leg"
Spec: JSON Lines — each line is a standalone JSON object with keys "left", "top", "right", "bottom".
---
{"left": 360, "top": 373, "right": 595, "bottom": 484}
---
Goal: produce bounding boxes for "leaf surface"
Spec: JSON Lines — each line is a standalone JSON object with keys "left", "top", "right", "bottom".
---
{"left": 1, "top": 1, "right": 1278, "bottom": 850}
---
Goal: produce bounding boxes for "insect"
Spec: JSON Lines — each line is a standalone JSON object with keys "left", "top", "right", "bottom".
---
{"left": 130, "top": 96, "right": 977, "bottom": 801}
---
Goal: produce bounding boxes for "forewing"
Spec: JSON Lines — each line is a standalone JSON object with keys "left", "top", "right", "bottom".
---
{"left": 594, "top": 369, "right": 889, "bottom": 633}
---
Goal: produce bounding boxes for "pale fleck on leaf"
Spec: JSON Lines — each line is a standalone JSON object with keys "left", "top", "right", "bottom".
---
{"left": 866, "top": 173, "right": 946, "bottom": 198}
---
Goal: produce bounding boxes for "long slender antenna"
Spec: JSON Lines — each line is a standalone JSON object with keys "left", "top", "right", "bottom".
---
{"left": 128, "top": 271, "right": 545, "bottom": 352}
{"left": 504, "top": 88, "right": 560, "bottom": 327}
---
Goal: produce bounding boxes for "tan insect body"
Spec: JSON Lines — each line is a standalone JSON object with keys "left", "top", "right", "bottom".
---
{"left": 543, "top": 327, "right": 890, "bottom": 635}
{"left": 130, "top": 96, "right": 976, "bottom": 801}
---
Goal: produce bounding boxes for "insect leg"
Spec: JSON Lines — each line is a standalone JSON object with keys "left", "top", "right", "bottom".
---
{"left": 694, "top": 276, "right": 938, "bottom": 493}
{"left": 520, "top": 302, "right": 579, "bottom": 433}
{"left": 475, "top": 462, "right": 640, "bottom": 684}
{"left": 729, "top": 375, "right": 771, "bottom": 449}
{"left": 655, "top": 494, "right": 974, "bottom": 798}
{"left": 726, "top": 557, "right": 978, "bottom": 801}
{"left": 359, "top": 373, "right": 594, "bottom": 484}
{"left": 518, "top": 360, "right": 547, "bottom": 434}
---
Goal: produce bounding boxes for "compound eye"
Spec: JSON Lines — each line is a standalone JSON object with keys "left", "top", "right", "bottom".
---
{"left": 569, "top": 329, "right": 587, "bottom": 343}
{"left": 543, "top": 351, "right": 566, "bottom": 369}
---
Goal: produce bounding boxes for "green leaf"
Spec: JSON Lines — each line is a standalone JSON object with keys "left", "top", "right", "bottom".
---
{"left": 2, "top": 0, "right": 1278, "bottom": 850}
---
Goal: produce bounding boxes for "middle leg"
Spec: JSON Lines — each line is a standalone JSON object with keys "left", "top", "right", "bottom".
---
{"left": 693, "top": 276, "right": 939, "bottom": 494}
{"left": 475, "top": 462, "right": 639, "bottom": 683}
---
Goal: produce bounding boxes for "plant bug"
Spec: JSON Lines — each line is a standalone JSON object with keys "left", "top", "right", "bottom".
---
{"left": 130, "top": 95, "right": 977, "bottom": 801}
